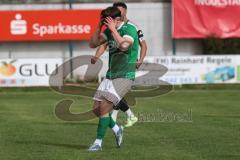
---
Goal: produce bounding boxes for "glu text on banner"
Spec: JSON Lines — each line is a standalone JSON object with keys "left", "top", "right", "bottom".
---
{"left": 0, "top": 10, "right": 101, "bottom": 42}
{"left": 173, "top": 0, "right": 240, "bottom": 38}
{"left": 0, "top": 59, "right": 63, "bottom": 87}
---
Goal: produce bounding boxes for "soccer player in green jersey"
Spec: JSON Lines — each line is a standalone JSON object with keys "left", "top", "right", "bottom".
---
{"left": 88, "top": 6, "right": 139, "bottom": 151}
{"left": 91, "top": 2, "right": 147, "bottom": 128}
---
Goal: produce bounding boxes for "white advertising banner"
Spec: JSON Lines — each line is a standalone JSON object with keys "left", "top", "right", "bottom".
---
{"left": 144, "top": 55, "right": 240, "bottom": 85}
{"left": 0, "top": 59, "right": 62, "bottom": 87}
{"left": 99, "top": 55, "right": 240, "bottom": 85}
{"left": 1, "top": 56, "right": 239, "bottom": 86}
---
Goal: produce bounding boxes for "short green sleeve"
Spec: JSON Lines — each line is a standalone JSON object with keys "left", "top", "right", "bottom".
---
{"left": 122, "top": 25, "right": 137, "bottom": 42}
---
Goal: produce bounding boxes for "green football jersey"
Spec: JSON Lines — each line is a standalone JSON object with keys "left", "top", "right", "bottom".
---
{"left": 102, "top": 22, "right": 139, "bottom": 80}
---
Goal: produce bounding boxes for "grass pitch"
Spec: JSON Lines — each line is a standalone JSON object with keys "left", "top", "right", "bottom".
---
{"left": 0, "top": 86, "right": 240, "bottom": 160}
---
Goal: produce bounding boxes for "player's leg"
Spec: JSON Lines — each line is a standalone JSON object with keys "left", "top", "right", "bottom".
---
{"left": 89, "top": 100, "right": 103, "bottom": 151}
{"left": 89, "top": 99, "right": 123, "bottom": 151}
{"left": 111, "top": 99, "right": 129, "bottom": 121}
{"left": 111, "top": 105, "right": 120, "bottom": 122}
{"left": 110, "top": 78, "right": 136, "bottom": 127}
{"left": 89, "top": 79, "right": 110, "bottom": 151}
{"left": 89, "top": 100, "right": 110, "bottom": 151}
{"left": 100, "top": 100, "right": 123, "bottom": 147}
{"left": 117, "top": 98, "right": 138, "bottom": 127}
{"left": 103, "top": 78, "right": 133, "bottom": 146}
{"left": 89, "top": 78, "right": 131, "bottom": 151}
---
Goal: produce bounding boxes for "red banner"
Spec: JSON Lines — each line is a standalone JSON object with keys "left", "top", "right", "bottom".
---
{"left": 0, "top": 10, "right": 101, "bottom": 42}
{"left": 173, "top": 0, "right": 240, "bottom": 38}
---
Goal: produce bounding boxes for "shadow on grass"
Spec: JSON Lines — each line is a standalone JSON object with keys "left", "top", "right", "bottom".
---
{"left": 16, "top": 140, "right": 88, "bottom": 150}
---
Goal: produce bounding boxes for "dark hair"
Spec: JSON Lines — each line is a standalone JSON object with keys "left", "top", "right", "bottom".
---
{"left": 113, "top": 2, "right": 127, "bottom": 9}
{"left": 101, "top": 6, "right": 122, "bottom": 19}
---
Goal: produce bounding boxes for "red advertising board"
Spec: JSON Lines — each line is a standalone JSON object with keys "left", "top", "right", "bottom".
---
{"left": 173, "top": 0, "right": 240, "bottom": 38}
{"left": 0, "top": 10, "right": 101, "bottom": 42}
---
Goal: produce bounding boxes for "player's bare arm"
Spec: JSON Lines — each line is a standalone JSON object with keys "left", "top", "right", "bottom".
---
{"left": 89, "top": 21, "right": 106, "bottom": 48}
{"left": 104, "top": 17, "right": 133, "bottom": 51}
{"left": 91, "top": 43, "right": 107, "bottom": 64}
{"left": 137, "top": 40, "right": 147, "bottom": 69}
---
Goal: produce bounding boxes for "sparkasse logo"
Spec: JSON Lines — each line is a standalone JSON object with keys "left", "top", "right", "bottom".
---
{"left": 2, "top": 10, "right": 101, "bottom": 41}
{"left": 10, "top": 14, "right": 27, "bottom": 35}
{"left": 10, "top": 13, "right": 91, "bottom": 37}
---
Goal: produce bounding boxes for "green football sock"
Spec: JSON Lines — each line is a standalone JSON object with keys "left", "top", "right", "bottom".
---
{"left": 96, "top": 117, "right": 110, "bottom": 139}
{"left": 109, "top": 116, "right": 116, "bottom": 129}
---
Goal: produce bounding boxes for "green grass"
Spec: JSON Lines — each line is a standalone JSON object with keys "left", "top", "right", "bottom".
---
{"left": 0, "top": 86, "right": 240, "bottom": 160}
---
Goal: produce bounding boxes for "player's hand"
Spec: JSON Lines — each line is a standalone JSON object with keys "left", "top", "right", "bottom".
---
{"left": 91, "top": 56, "right": 99, "bottom": 64}
{"left": 104, "top": 17, "right": 117, "bottom": 32}
{"left": 136, "top": 59, "right": 143, "bottom": 69}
